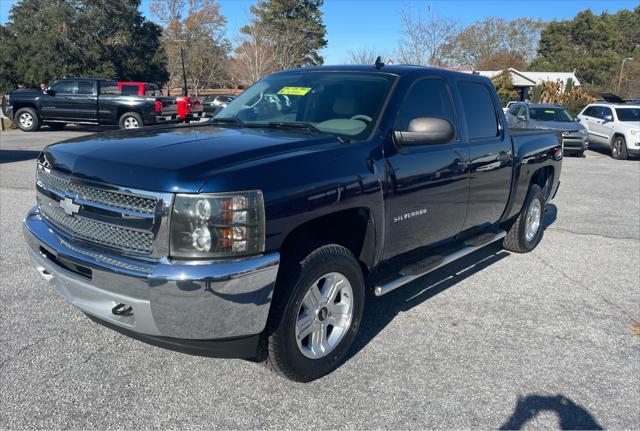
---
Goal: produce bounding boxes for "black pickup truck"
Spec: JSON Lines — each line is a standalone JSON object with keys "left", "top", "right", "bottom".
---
{"left": 23, "top": 65, "right": 561, "bottom": 382}
{"left": 1, "top": 78, "right": 177, "bottom": 131}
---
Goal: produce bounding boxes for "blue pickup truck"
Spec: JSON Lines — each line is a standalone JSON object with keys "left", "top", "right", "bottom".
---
{"left": 23, "top": 64, "right": 562, "bottom": 382}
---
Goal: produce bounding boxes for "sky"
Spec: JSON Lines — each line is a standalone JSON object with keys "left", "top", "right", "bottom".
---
{"left": 0, "top": 0, "right": 637, "bottom": 64}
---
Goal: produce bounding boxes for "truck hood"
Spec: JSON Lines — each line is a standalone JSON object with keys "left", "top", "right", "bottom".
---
{"left": 41, "top": 124, "right": 341, "bottom": 192}
{"left": 530, "top": 120, "right": 585, "bottom": 132}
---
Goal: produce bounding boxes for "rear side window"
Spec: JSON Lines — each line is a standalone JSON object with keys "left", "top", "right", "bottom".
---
{"left": 50, "top": 81, "right": 75, "bottom": 94}
{"left": 582, "top": 106, "right": 597, "bottom": 117}
{"left": 120, "top": 85, "right": 139, "bottom": 96}
{"left": 458, "top": 81, "right": 499, "bottom": 140}
{"left": 76, "top": 81, "right": 95, "bottom": 95}
{"left": 395, "top": 78, "right": 455, "bottom": 134}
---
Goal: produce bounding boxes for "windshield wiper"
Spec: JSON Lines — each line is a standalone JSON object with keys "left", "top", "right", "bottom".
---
{"left": 264, "top": 122, "right": 323, "bottom": 133}
{"left": 209, "top": 117, "right": 245, "bottom": 128}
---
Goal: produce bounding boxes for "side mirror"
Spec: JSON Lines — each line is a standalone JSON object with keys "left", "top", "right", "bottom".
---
{"left": 603, "top": 114, "right": 613, "bottom": 122}
{"left": 575, "top": 117, "right": 581, "bottom": 122}
{"left": 394, "top": 117, "right": 455, "bottom": 146}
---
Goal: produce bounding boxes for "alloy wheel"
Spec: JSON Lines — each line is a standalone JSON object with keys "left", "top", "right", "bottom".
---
{"left": 295, "top": 272, "right": 354, "bottom": 359}
{"left": 525, "top": 198, "right": 542, "bottom": 242}
{"left": 19, "top": 112, "right": 34, "bottom": 128}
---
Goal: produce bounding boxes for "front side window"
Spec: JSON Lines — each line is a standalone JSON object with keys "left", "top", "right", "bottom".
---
{"left": 529, "top": 107, "right": 574, "bottom": 122}
{"left": 583, "top": 106, "right": 597, "bottom": 117}
{"left": 218, "top": 71, "right": 396, "bottom": 140}
{"left": 50, "top": 81, "right": 75, "bottom": 94}
{"left": 458, "top": 81, "right": 499, "bottom": 140}
{"left": 615, "top": 108, "right": 639, "bottom": 122}
{"left": 600, "top": 106, "right": 613, "bottom": 119}
{"left": 395, "top": 78, "right": 455, "bottom": 138}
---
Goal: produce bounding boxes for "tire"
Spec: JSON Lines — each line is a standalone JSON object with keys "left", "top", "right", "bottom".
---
{"left": 503, "top": 184, "right": 545, "bottom": 253}
{"left": 611, "top": 136, "right": 628, "bottom": 160}
{"left": 14, "top": 107, "right": 41, "bottom": 132}
{"left": 45, "top": 122, "right": 66, "bottom": 131}
{"left": 265, "top": 242, "right": 365, "bottom": 382}
{"left": 118, "top": 112, "right": 143, "bottom": 130}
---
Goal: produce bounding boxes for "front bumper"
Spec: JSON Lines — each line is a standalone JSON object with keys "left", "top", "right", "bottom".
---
{"left": 23, "top": 207, "right": 279, "bottom": 354}
{"left": 562, "top": 134, "right": 588, "bottom": 152}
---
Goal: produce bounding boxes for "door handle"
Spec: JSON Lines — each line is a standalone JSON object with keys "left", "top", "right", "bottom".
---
{"left": 64, "top": 97, "right": 73, "bottom": 101}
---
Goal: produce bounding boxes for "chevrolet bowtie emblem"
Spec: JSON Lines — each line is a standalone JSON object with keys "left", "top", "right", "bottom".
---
{"left": 60, "top": 197, "right": 80, "bottom": 215}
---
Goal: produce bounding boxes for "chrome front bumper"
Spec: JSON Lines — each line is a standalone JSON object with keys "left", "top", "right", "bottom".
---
{"left": 23, "top": 207, "right": 279, "bottom": 341}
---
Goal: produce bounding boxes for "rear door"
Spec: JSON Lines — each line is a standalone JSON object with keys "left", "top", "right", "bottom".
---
{"left": 382, "top": 76, "right": 469, "bottom": 259}
{"left": 40, "top": 80, "right": 76, "bottom": 120}
{"left": 71, "top": 80, "right": 98, "bottom": 121}
{"left": 456, "top": 79, "right": 513, "bottom": 230}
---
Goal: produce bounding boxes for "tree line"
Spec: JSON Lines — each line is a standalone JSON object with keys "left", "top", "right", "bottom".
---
{"left": 0, "top": 1, "right": 638, "bottom": 98}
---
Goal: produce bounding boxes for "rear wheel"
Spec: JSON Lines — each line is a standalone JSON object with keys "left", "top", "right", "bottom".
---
{"left": 118, "top": 112, "right": 143, "bottom": 130}
{"left": 611, "top": 136, "right": 628, "bottom": 160}
{"left": 265, "top": 243, "right": 365, "bottom": 382}
{"left": 14, "top": 107, "right": 41, "bottom": 132}
{"left": 503, "top": 184, "right": 545, "bottom": 253}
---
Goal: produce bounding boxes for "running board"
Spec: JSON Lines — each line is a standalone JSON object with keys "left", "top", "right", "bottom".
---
{"left": 373, "top": 230, "right": 506, "bottom": 297}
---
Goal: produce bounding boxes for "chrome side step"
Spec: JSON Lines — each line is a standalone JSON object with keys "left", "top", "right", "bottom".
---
{"left": 373, "top": 230, "right": 506, "bottom": 296}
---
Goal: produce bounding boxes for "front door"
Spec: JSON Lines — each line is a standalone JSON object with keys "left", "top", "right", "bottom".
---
{"left": 383, "top": 77, "right": 469, "bottom": 259}
{"left": 40, "top": 80, "right": 76, "bottom": 120}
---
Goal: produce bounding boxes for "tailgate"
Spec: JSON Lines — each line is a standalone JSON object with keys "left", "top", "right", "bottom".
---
{"left": 157, "top": 97, "right": 178, "bottom": 116}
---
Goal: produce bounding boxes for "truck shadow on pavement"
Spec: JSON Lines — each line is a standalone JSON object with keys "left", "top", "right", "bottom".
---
{"left": 345, "top": 204, "right": 558, "bottom": 362}
{"left": 0, "top": 149, "right": 41, "bottom": 164}
{"left": 499, "top": 394, "right": 603, "bottom": 430}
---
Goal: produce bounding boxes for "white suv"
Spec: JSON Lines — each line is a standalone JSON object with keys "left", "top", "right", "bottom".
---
{"left": 577, "top": 103, "right": 640, "bottom": 159}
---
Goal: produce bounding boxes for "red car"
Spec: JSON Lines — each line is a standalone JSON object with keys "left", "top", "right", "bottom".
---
{"left": 117, "top": 82, "right": 203, "bottom": 123}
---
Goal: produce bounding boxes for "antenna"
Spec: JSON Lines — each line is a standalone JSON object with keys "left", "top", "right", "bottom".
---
{"left": 374, "top": 56, "right": 384, "bottom": 70}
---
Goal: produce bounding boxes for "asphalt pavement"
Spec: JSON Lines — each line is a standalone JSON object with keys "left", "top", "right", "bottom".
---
{"left": 1, "top": 127, "right": 638, "bottom": 429}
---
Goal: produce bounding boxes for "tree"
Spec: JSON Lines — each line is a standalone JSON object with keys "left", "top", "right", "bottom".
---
{"left": 228, "top": 23, "right": 277, "bottom": 87}
{"left": 492, "top": 71, "right": 518, "bottom": 105}
{"left": 530, "top": 7, "right": 640, "bottom": 97}
{"left": 245, "top": 0, "right": 327, "bottom": 69}
{"left": 475, "top": 50, "right": 527, "bottom": 71}
{"left": 0, "top": 0, "right": 168, "bottom": 92}
{"left": 447, "top": 17, "right": 545, "bottom": 68}
{"left": 394, "top": 4, "right": 457, "bottom": 66}
{"left": 151, "top": 0, "right": 230, "bottom": 96}
{"left": 345, "top": 46, "right": 388, "bottom": 65}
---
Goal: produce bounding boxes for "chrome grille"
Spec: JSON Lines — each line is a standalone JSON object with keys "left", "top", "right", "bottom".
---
{"left": 37, "top": 168, "right": 157, "bottom": 214}
{"left": 39, "top": 197, "right": 154, "bottom": 254}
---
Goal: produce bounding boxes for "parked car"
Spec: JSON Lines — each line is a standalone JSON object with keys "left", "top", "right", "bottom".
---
{"left": 203, "top": 95, "right": 234, "bottom": 117}
{"left": 176, "top": 96, "right": 204, "bottom": 123}
{"left": 577, "top": 102, "right": 640, "bottom": 159}
{"left": 23, "top": 65, "right": 562, "bottom": 382}
{"left": 507, "top": 102, "right": 589, "bottom": 156}
{"left": 1, "top": 78, "right": 176, "bottom": 131}
{"left": 503, "top": 100, "right": 519, "bottom": 113}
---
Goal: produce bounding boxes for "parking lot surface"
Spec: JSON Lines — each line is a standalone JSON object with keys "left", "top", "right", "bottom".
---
{"left": 1, "top": 128, "right": 639, "bottom": 429}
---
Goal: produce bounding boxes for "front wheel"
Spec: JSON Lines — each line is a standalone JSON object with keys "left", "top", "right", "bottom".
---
{"left": 265, "top": 243, "right": 365, "bottom": 382}
{"left": 611, "top": 136, "right": 628, "bottom": 160}
{"left": 118, "top": 112, "right": 143, "bottom": 130}
{"left": 14, "top": 107, "right": 41, "bottom": 132}
{"left": 503, "top": 184, "right": 545, "bottom": 253}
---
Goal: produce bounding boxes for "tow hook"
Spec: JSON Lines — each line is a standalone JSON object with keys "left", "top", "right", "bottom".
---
{"left": 112, "top": 303, "right": 132, "bottom": 316}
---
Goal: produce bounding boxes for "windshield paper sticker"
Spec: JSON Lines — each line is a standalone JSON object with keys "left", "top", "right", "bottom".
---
{"left": 277, "top": 87, "right": 311, "bottom": 96}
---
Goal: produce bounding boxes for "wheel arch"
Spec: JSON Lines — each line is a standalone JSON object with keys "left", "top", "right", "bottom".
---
{"left": 277, "top": 207, "right": 376, "bottom": 276}
{"left": 12, "top": 103, "right": 38, "bottom": 119}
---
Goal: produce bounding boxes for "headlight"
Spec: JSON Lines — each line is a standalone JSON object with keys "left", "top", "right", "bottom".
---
{"left": 631, "top": 129, "right": 639, "bottom": 136}
{"left": 170, "top": 191, "right": 265, "bottom": 258}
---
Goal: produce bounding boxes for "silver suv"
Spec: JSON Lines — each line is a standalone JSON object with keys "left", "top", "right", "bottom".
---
{"left": 507, "top": 103, "right": 589, "bottom": 156}
{"left": 577, "top": 103, "right": 640, "bottom": 159}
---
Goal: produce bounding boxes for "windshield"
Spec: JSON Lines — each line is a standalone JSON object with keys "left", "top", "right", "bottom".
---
{"left": 616, "top": 108, "right": 640, "bottom": 123}
{"left": 216, "top": 71, "right": 396, "bottom": 140}
{"left": 529, "top": 107, "right": 574, "bottom": 122}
